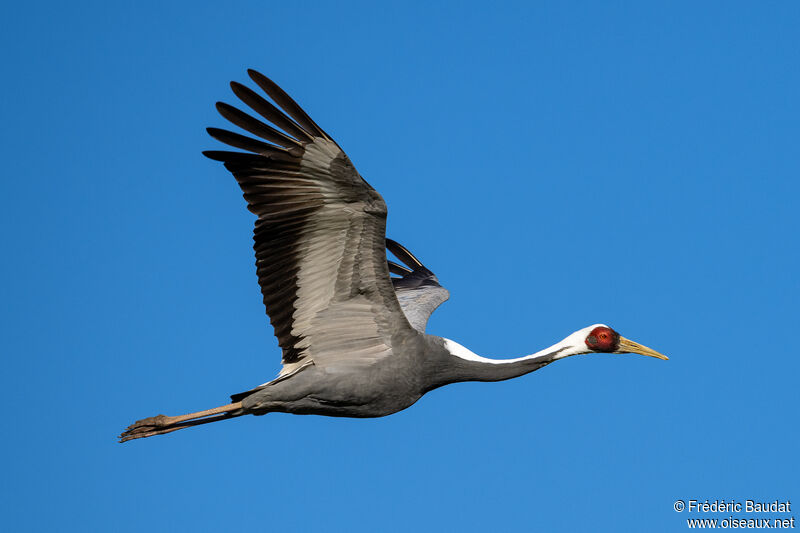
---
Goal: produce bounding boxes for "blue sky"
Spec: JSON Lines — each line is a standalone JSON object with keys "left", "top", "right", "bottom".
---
{"left": 1, "top": 1, "right": 797, "bottom": 531}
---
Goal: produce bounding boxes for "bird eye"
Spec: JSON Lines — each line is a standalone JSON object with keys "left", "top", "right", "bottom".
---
{"left": 585, "top": 326, "right": 620, "bottom": 352}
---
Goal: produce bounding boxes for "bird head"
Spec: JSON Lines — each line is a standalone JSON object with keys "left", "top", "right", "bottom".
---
{"left": 554, "top": 324, "right": 668, "bottom": 360}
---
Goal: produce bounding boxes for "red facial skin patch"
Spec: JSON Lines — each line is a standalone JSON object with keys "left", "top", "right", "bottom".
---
{"left": 585, "top": 326, "right": 620, "bottom": 352}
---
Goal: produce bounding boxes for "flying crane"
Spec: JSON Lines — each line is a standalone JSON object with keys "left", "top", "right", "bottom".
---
{"left": 120, "top": 70, "right": 667, "bottom": 442}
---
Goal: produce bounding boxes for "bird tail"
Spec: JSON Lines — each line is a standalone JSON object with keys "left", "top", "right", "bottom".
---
{"left": 119, "top": 402, "right": 244, "bottom": 443}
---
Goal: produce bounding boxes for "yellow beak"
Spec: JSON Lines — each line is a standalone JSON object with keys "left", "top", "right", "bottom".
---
{"left": 617, "top": 337, "right": 669, "bottom": 360}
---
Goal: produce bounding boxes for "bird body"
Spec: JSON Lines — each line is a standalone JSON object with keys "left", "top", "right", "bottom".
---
{"left": 241, "top": 332, "right": 437, "bottom": 418}
{"left": 119, "top": 70, "right": 667, "bottom": 443}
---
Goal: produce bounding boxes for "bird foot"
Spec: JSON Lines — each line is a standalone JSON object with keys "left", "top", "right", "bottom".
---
{"left": 118, "top": 414, "right": 174, "bottom": 442}
{"left": 118, "top": 402, "right": 242, "bottom": 443}
{"left": 131, "top": 414, "right": 171, "bottom": 428}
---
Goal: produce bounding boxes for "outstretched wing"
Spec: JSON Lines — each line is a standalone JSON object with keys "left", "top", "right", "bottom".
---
{"left": 387, "top": 239, "right": 449, "bottom": 333}
{"left": 205, "top": 70, "right": 415, "bottom": 377}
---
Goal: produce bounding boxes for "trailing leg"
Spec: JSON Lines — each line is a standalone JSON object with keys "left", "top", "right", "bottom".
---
{"left": 119, "top": 402, "right": 244, "bottom": 443}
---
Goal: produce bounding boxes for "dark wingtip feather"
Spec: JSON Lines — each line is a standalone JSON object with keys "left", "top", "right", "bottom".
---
{"left": 246, "top": 70, "right": 331, "bottom": 141}
{"left": 388, "top": 260, "right": 413, "bottom": 276}
{"left": 202, "top": 150, "right": 265, "bottom": 166}
{"left": 203, "top": 150, "right": 255, "bottom": 162}
{"left": 202, "top": 150, "right": 226, "bottom": 161}
{"left": 206, "top": 127, "right": 293, "bottom": 159}
{"left": 386, "top": 239, "right": 424, "bottom": 269}
{"left": 230, "top": 80, "right": 313, "bottom": 143}
{"left": 215, "top": 101, "right": 302, "bottom": 149}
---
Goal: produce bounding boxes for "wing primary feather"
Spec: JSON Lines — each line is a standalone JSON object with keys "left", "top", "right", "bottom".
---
{"left": 388, "top": 260, "right": 413, "bottom": 276}
{"left": 202, "top": 150, "right": 263, "bottom": 163}
{"left": 206, "top": 127, "right": 294, "bottom": 159}
{"left": 215, "top": 102, "right": 302, "bottom": 150}
{"left": 230, "top": 82, "right": 314, "bottom": 142}
{"left": 386, "top": 238, "right": 424, "bottom": 269}
{"left": 247, "top": 69, "right": 332, "bottom": 141}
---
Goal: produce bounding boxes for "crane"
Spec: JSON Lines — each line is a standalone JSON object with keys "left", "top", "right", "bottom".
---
{"left": 119, "top": 70, "right": 667, "bottom": 442}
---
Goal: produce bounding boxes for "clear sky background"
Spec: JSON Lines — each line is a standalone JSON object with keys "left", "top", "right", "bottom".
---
{"left": 1, "top": 2, "right": 797, "bottom": 531}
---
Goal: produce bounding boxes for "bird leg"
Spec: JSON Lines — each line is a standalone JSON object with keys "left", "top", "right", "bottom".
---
{"left": 119, "top": 401, "right": 243, "bottom": 443}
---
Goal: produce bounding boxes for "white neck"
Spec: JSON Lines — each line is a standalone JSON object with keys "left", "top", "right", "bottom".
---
{"left": 443, "top": 325, "right": 606, "bottom": 365}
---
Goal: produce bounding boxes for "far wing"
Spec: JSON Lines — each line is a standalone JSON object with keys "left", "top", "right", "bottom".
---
{"left": 387, "top": 239, "right": 449, "bottom": 333}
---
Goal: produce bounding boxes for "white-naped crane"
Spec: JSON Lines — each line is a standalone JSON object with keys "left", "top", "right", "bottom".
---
{"left": 120, "top": 70, "right": 667, "bottom": 442}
